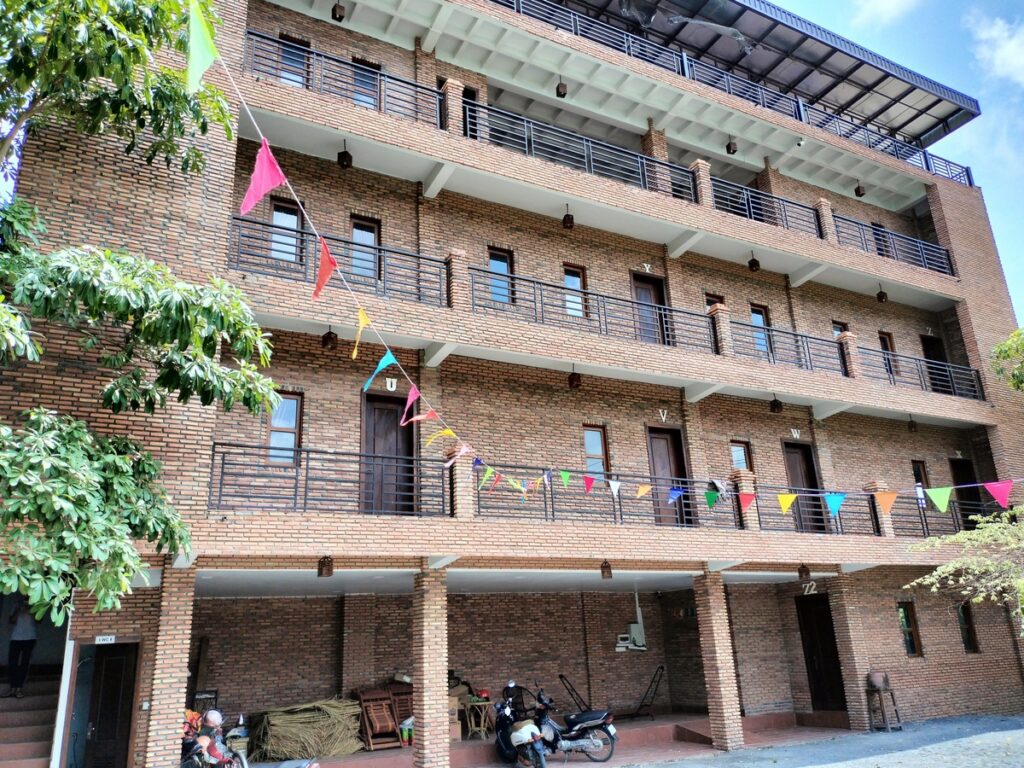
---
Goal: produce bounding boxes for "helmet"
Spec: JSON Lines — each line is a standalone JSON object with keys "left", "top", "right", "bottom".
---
{"left": 204, "top": 709, "right": 224, "bottom": 727}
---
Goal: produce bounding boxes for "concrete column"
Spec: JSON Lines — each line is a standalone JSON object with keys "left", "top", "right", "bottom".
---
{"left": 815, "top": 198, "right": 838, "bottom": 244}
{"left": 144, "top": 561, "right": 197, "bottom": 767}
{"left": 694, "top": 571, "right": 744, "bottom": 750}
{"left": 728, "top": 469, "right": 758, "bottom": 531}
{"left": 863, "top": 481, "right": 895, "bottom": 538}
{"left": 441, "top": 78, "right": 465, "bottom": 137}
{"left": 707, "top": 303, "right": 733, "bottom": 356}
{"left": 826, "top": 574, "right": 872, "bottom": 731}
{"left": 689, "top": 159, "right": 715, "bottom": 208}
{"left": 413, "top": 568, "right": 449, "bottom": 768}
{"left": 836, "top": 331, "right": 862, "bottom": 378}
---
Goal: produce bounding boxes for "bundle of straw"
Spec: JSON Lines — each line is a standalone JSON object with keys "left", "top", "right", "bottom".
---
{"left": 250, "top": 698, "right": 363, "bottom": 760}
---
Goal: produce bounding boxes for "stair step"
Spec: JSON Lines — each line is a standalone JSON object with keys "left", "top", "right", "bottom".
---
{"left": 0, "top": 709, "right": 56, "bottom": 728}
{"left": 0, "top": 724, "right": 54, "bottom": 744}
{"left": 0, "top": 759, "right": 49, "bottom": 768}
{"left": 0, "top": 694, "right": 57, "bottom": 713}
{"left": 0, "top": 741, "right": 50, "bottom": 760}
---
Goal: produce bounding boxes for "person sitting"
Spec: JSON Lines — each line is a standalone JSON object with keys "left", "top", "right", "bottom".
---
{"left": 197, "top": 709, "right": 231, "bottom": 765}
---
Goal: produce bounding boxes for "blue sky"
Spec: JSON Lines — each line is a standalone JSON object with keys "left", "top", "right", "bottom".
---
{"left": 774, "top": 0, "right": 1024, "bottom": 323}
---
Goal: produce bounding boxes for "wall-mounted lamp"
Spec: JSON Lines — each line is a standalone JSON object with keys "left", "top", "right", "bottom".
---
{"left": 318, "top": 555, "right": 334, "bottom": 578}
{"left": 907, "top": 414, "right": 918, "bottom": 433}
{"left": 876, "top": 283, "right": 888, "bottom": 303}
{"left": 747, "top": 252, "right": 760, "bottom": 272}
{"left": 331, "top": 2, "right": 346, "bottom": 22}
{"left": 321, "top": 326, "right": 339, "bottom": 349}
{"left": 725, "top": 137, "right": 738, "bottom": 156}
{"left": 600, "top": 560, "right": 613, "bottom": 579}
{"left": 337, "top": 140, "right": 353, "bottom": 169}
{"left": 769, "top": 394, "right": 783, "bottom": 414}
{"left": 854, "top": 181, "right": 866, "bottom": 198}
{"left": 797, "top": 563, "right": 811, "bottom": 582}
{"left": 562, "top": 204, "right": 574, "bottom": 230}
{"left": 556, "top": 77, "right": 568, "bottom": 99}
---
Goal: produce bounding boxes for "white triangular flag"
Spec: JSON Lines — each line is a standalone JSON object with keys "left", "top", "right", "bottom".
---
{"left": 608, "top": 479, "right": 621, "bottom": 498}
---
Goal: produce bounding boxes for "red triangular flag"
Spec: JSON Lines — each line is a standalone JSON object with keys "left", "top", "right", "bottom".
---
{"left": 583, "top": 475, "right": 595, "bottom": 494}
{"left": 983, "top": 480, "right": 1014, "bottom": 509}
{"left": 240, "top": 137, "right": 288, "bottom": 215}
{"left": 739, "top": 492, "right": 756, "bottom": 514}
{"left": 312, "top": 237, "right": 337, "bottom": 299}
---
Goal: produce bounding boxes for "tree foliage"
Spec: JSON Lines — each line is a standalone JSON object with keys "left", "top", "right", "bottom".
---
{"left": 993, "top": 329, "right": 1024, "bottom": 393}
{"left": 0, "top": 0, "right": 231, "bottom": 177}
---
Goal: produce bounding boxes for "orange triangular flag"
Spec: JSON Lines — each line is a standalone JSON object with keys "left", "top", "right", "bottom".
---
{"left": 874, "top": 491, "right": 899, "bottom": 516}
{"left": 636, "top": 484, "right": 652, "bottom": 498}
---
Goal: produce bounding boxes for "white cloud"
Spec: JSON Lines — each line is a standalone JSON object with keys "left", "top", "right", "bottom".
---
{"left": 850, "top": 0, "right": 923, "bottom": 28}
{"left": 966, "top": 11, "right": 1024, "bottom": 89}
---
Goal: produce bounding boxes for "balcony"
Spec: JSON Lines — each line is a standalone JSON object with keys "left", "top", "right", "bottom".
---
{"left": 209, "top": 443, "right": 452, "bottom": 516}
{"left": 833, "top": 214, "right": 954, "bottom": 276}
{"left": 474, "top": 463, "right": 741, "bottom": 528}
{"left": 858, "top": 348, "right": 984, "bottom": 400}
{"left": 230, "top": 217, "right": 450, "bottom": 306}
{"left": 750, "top": 486, "right": 879, "bottom": 536}
{"left": 731, "top": 322, "right": 848, "bottom": 376}
{"left": 487, "top": 0, "right": 972, "bottom": 186}
{"left": 468, "top": 267, "right": 717, "bottom": 353}
{"left": 710, "top": 178, "right": 821, "bottom": 239}
{"left": 889, "top": 497, "right": 998, "bottom": 537}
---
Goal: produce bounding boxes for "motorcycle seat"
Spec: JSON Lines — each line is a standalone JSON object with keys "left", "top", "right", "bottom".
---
{"left": 563, "top": 710, "right": 610, "bottom": 729}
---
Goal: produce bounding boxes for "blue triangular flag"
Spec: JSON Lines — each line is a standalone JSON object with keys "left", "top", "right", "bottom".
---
{"left": 824, "top": 492, "right": 846, "bottom": 517}
{"left": 363, "top": 350, "right": 397, "bottom": 391}
{"left": 667, "top": 486, "right": 686, "bottom": 504}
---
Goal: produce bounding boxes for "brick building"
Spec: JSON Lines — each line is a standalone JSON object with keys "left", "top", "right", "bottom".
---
{"left": 5, "top": 0, "right": 1024, "bottom": 766}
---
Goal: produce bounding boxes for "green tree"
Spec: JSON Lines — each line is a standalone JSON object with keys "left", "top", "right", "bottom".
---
{"left": 994, "top": 329, "right": 1024, "bottom": 393}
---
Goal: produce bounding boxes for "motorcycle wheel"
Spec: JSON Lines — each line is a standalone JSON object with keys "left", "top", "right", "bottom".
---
{"left": 583, "top": 727, "right": 615, "bottom": 763}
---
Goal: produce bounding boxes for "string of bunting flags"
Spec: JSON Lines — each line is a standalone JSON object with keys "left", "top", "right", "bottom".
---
{"left": 186, "top": 7, "right": 1020, "bottom": 518}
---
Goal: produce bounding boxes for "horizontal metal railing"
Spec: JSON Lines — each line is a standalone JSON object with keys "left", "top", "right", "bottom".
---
{"left": 889, "top": 497, "right": 999, "bottom": 537}
{"left": 710, "top": 177, "right": 821, "bottom": 238}
{"left": 475, "top": 463, "right": 740, "bottom": 528}
{"left": 245, "top": 30, "right": 443, "bottom": 127}
{"left": 209, "top": 442, "right": 451, "bottom": 516}
{"left": 858, "top": 347, "right": 984, "bottom": 400}
{"left": 752, "top": 485, "right": 880, "bottom": 535}
{"left": 230, "top": 217, "right": 449, "bottom": 306}
{"left": 833, "top": 214, "right": 954, "bottom": 275}
{"left": 487, "top": 0, "right": 973, "bottom": 186}
{"left": 468, "top": 267, "right": 717, "bottom": 353}
{"left": 731, "top": 321, "right": 847, "bottom": 375}
{"left": 463, "top": 101, "right": 697, "bottom": 202}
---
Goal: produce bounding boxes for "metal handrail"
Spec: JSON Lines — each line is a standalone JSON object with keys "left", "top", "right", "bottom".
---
{"left": 463, "top": 100, "right": 697, "bottom": 202}
{"left": 710, "top": 177, "right": 821, "bottom": 238}
{"left": 209, "top": 442, "right": 451, "bottom": 516}
{"left": 751, "top": 484, "right": 880, "bottom": 535}
{"left": 833, "top": 214, "right": 954, "bottom": 275}
{"left": 475, "top": 462, "right": 740, "bottom": 528}
{"left": 468, "top": 266, "right": 717, "bottom": 353}
{"left": 888, "top": 497, "right": 999, "bottom": 537}
{"left": 245, "top": 30, "right": 443, "bottom": 127}
{"left": 486, "top": 0, "right": 973, "bottom": 186}
{"left": 730, "top": 321, "right": 847, "bottom": 375}
{"left": 858, "top": 347, "right": 984, "bottom": 400}
{"left": 230, "top": 216, "right": 450, "bottom": 306}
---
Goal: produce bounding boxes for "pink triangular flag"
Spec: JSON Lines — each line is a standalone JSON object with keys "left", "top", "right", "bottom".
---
{"left": 399, "top": 385, "right": 420, "bottom": 426}
{"left": 983, "top": 480, "right": 1014, "bottom": 509}
{"left": 240, "top": 137, "right": 288, "bottom": 215}
{"left": 406, "top": 408, "right": 438, "bottom": 424}
{"left": 583, "top": 475, "right": 595, "bottom": 494}
{"left": 444, "top": 444, "right": 472, "bottom": 469}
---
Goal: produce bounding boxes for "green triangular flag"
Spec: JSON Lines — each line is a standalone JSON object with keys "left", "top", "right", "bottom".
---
{"left": 560, "top": 470, "right": 572, "bottom": 488}
{"left": 187, "top": 0, "right": 219, "bottom": 94}
{"left": 478, "top": 465, "right": 494, "bottom": 490}
{"left": 705, "top": 490, "right": 720, "bottom": 509}
{"left": 925, "top": 486, "right": 953, "bottom": 512}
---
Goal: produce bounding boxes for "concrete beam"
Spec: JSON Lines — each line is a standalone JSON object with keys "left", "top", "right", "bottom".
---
{"left": 708, "top": 560, "right": 745, "bottom": 572}
{"left": 172, "top": 552, "right": 198, "bottom": 569}
{"left": 428, "top": 555, "right": 460, "bottom": 569}
{"left": 422, "top": 3, "right": 455, "bottom": 53}
{"left": 424, "top": 341, "right": 458, "bottom": 367}
{"left": 666, "top": 230, "right": 705, "bottom": 259}
{"left": 422, "top": 162, "right": 454, "bottom": 198}
{"left": 840, "top": 563, "right": 876, "bottom": 574}
{"left": 789, "top": 261, "right": 829, "bottom": 287}
{"left": 812, "top": 402, "right": 851, "bottom": 421}
{"left": 685, "top": 382, "right": 724, "bottom": 403}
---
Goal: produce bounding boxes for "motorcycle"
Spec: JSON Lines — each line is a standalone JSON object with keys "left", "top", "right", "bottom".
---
{"left": 182, "top": 725, "right": 320, "bottom": 768}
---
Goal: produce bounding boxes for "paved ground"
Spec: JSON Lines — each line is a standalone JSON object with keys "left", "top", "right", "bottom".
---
{"left": 640, "top": 715, "right": 1024, "bottom": 768}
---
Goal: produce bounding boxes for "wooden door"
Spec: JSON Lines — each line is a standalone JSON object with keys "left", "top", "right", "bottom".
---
{"left": 949, "top": 458, "right": 983, "bottom": 530}
{"left": 83, "top": 643, "right": 138, "bottom": 768}
{"left": 795, "top": 594, "right": 847, "bottom": 712}
{"left": 362, "top": 394, "right": 415, "bottom": 514}
{"left": 920, "top": 335, "right": 953, "bottom": 394}
{"left": 631, "top": 274, "right": 668, "bottom": 345}
{"left": 647, "top": 428, "right": 689, "bottom": 525}
{"left": 784, "top": 442, "right": 826, "bottom": 532}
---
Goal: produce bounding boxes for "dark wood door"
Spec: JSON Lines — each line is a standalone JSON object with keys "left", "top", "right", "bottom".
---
{"left": 84, "top": 643, "right": 138, "bottom": 768}
{"left": 795, "top": 594, "right": 847, "bottom": 712}
{"left": 920, "top": 335, "right": 953, "bottom": 395}
{"left": 631, "top": 274, "right": 668, "bottom": 345}
{"left": 950, "top": 458, "right": 983, "bottom": 530}
{"left": 647, "top": 428, "right": 689, "bottom": 525}
{"left": 784, "top": 442, "right": 826, "bottom": 532}
{"left": 362, "top": 394, "right": 415, "bottom": 514}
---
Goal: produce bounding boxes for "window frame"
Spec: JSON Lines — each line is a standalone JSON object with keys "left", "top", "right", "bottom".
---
{"left": 268, "top": 391, "right": 304, "bottom": 465}
{"left": 897, "top": 601, "right": 923, "bottom": 657}
{"left": 269, "top": 196, "right": 304, "bottom": 263}
{"left": 582, "top": 425, "right": 611, "bottom": 481}
{"left": 831, "top": 321, "right": 849, "bottom": 338}
{"left": 351, "top": 57, "right": 382, "bottom": 110}
{"left": 277, "top": 34, "right": 311, "bottom": 88}
{"left": 487, "top": 247, "right": 515, "bottom": 305}
{"left": 704, "top": 293, "right": 725, "bottom": 313}
{"left": 749, "top": 303, "right": 773, "bottom": 358}
{"left": 350, "top": 215, "right": 382, "bottom": 280}
{"left": 563, "top": 263, "right": 589, "bottom": 318}
{"left": 729, "top": 440, "right": 753, "bottom": 472}
{"left": 879, "top": 331, "right": 899, "bottom": 377}
{"left": 956, "top": 602, "right": 980, "bottom": 654}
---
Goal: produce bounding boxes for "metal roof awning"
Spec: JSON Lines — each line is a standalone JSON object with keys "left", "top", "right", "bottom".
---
{"left": 560, "top": 0, "right": 980, "bottom": 147}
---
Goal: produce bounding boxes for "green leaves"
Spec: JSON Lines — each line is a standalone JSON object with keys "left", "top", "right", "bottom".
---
{"left": 994, "top": 328, "right": 1024, "bottom": 393}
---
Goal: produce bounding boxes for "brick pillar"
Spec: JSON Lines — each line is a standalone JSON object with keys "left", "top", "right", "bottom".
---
{"left": 689, "top": 159, "right": 714, "bottom": 208}
{"left": 707, "top": 303, "right": 733, "bottom": 356}
{"left": 642, "top": 119, "right": 671, "bottom": 194}
{"left": 448, "top": 447, "right": 477, "bottom": 518}
{"left": 826, "top": 574, "right": 872, "bottom": 731}
{"left": 728, "top": 469, "right": 758, "bottom": 531}
{"left": 442, "top": 78, "right": 465, "bottom": 137}
{"left": 694, "top": 571, "right": 744, "bottom": 750}
{"left": 414, "top": 39, "right": 438, "bottom": 89}
{"left": 815, "top": 198, "right": 838, "bottom": 244}
{"left": 341, "top": 595, "right": 377, "bottom": 695}
{"left": 863, "top": 481, "right": 895, "bottom": 538}
{"left": 413, "top": 568, "right": 449, "bottom": 768}
{"left": 447, "top": 247, "right": 469, "bottom": 312}
{"left": 144, "top": 561, "right": 196, "bottom": 766}
{"left": 836, "top": 331, "right": 862, "bottom": 378}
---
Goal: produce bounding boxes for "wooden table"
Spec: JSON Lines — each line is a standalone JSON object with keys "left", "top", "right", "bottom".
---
{"left": 464, "top": 700, "right": 492, "bottom": 740}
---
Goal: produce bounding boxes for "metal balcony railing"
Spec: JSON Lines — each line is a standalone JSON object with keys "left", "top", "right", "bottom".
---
{"left": 463, "top": 101, "right": 697, "bottom": 202}
{"left": 468, "top": 267, "right": 717, "bottom": 353}
{"left": 710, "top": 178, "right": 821, "bottom": 238}
{"left": 230, "top": 217, "right": 449, "bottom": 306}
{"left": 208, "top": 443, "right": 451, "bottom": 516}
{"left": 858, "top": 347, "right": 984, "bottom": 400}
{"left": 487, "top": 0, "right": 973, "bottom": 186}
{"left": 475, "top": 463, "right": 741, "bottom": 528}
{"left": 731, "top": 322, "right": 848, "bottom": 376}
{"left": 888, "top": 497, "right": 999, "bottom": 537}
{"left": 833, "top": 214, "right": 954, "bottom": 275}
{"left": 245, "top": 30, "right": 443, "bottom": 127}
{"left": 751, "top": 485, "right": 880, "bottom": 535}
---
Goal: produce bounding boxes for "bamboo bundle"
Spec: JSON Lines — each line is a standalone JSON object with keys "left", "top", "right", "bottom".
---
{"left": 250, "top": 697, "right": 364, "bottom": 760}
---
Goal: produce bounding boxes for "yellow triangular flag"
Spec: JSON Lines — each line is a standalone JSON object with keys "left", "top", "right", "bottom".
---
{"left": 778, "top": 493, "right": 797, "bottom": 514}
{"left": 636, "top": 484, "right": 652, "bottom": 498}
{"left": 351, "top": 308, "right": 371, "bottom": 360}
{"left": 425, "top": 427, "right": 456, "bottom": 448}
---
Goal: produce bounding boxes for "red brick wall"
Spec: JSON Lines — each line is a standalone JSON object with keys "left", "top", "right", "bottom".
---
{"left": 726, "top": 585, "right": 794, "bottom": 715}
{"left": 659, "top": 590, "right": 706, "bottom": 711}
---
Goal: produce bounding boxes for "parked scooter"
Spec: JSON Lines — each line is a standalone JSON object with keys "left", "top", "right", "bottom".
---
{"left": 533, "top": 688, "right": 617, "bottom": 763}
{"left": 182, "top": 724, "right": 320, "bottom": 768}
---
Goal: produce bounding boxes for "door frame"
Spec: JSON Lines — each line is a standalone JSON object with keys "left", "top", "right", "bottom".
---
{"left": 643, "top": 423, "right": 692, "bottom": 479}
{"left": 794, "top": 593, "right": 847, "bottom": 712}
{"left": 629, "top": 271, "right": 671, "bottom": 344}
{"left": 58, "top": 636, "right": 144, "bottom": 768}
{"left": 359, "top": 390, "right": 416, "bottom": 456}
{"left": 781, "top": 439, "right": 826, "bottom": 532}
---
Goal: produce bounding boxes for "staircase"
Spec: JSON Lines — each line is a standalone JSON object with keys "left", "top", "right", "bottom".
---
{"left": 0, "top": 677, "right": 59, "bottom": 768}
